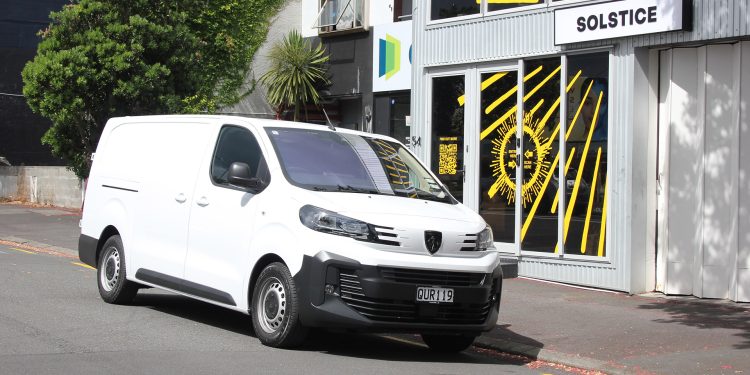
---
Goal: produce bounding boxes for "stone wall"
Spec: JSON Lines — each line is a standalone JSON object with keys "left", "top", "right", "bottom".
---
{"left": 0, "top": 166, "right": 82, "bottom": 208}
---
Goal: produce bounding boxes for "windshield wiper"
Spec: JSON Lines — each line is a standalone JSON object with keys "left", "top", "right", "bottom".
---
{"left": 336, "top": 184, "right": 380, "bottom": 194}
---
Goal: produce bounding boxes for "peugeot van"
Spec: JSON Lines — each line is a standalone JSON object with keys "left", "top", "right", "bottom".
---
{"left": 79, "top": 115, "right": 516, "bottom": 352}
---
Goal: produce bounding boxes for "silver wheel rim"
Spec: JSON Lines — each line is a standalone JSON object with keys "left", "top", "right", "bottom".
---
{"left": 256, "top": 277, "right": 286, "bottom": 334}
{"left": 100, "top": 247, "right": 121, "bottom": 292}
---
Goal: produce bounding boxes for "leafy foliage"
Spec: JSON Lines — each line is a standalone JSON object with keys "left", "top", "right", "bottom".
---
{"left": 22, "top": 0, "right": 284, "bottom": 178}
{"left": 260, "top": 30, "right": 330, "bottom": 121}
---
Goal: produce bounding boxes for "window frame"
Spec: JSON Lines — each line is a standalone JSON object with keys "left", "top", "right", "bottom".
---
{"left": 313, "top": 0, "right": 366, "bottom": 35}
{"left": 426, "top": 0, "right": 609, "bottom": 26}
{"left": 209, "top": 124, "right": 270, "bottom": 193}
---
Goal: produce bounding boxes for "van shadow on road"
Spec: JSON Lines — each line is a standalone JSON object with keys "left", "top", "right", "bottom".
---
{"left": 132, "top": 291, "right": 535, "bottom": 365}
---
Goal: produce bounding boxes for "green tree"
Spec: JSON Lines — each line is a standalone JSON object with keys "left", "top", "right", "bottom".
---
{"left": 260, "top": 30, "right": 330, "bottom": 122}
{"left": 22, "top": 0, "right": 284, "bottom": 178}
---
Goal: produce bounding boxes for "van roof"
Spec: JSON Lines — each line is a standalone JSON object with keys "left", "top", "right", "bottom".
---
{"left": 107, "top": 115, "right": 401, "bottom": 143}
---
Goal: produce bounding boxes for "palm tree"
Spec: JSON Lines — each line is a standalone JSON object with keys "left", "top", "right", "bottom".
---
{"left": 260, "top": 30, "right": 330, "bottom": 121}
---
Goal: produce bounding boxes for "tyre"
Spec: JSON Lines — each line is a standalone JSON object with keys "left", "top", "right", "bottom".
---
{"left": 251, "top": 262, "right": 307, "bottom": 348}
{"left": 97, "top": 235, "right": 138, "bottom": 304}
{"left": 421, "top": 333, "right": 477, "bottom": 353}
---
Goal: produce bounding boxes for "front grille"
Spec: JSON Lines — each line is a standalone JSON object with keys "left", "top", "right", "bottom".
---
{"left": 460, "top": 233, "right": 478, "bottom": 251}
{"left": 369, "top": 225, "right": 401, "bottom": 246}
{"left": 339, "top": 270, "right": 492, "bottom": 324}
{"left": 380, "top": 267, "right": 486, "bottom": 287}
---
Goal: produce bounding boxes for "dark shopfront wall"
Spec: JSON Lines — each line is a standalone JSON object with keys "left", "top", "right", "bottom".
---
{"left": 1, "top": 0, "right": 67, "bottom": 166}
{"left": 316, "top": 31, "right": 373, "bottom": 131}
{"left": 373, "top": 92, "right": 410, "bottom": 142}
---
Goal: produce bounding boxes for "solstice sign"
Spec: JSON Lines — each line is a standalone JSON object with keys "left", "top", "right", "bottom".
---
{"left": 554, "top": 0, "right": 691, "bottom": 45}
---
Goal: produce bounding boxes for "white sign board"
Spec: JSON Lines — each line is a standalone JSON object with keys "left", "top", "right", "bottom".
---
{"left": 372, "top": 21, "right": 412, "bottom": 93}
{"left": 554, "top": 0, "right": 690, "bottom": 45}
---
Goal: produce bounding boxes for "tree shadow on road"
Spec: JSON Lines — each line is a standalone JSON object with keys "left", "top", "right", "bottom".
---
{"left": 131, "top": 290, "right": 536, "bottom": 366}
{"left": 637, "top": 298, "right": 750, "bottom": 349}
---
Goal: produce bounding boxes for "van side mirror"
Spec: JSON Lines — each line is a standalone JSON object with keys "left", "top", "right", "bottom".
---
{"left": 228, "top": 162, "right": 266, "bottom": 191}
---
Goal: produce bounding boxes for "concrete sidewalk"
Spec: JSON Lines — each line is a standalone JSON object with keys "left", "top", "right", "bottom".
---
{"left": 1, "top": 202, "right": 748, "bottom": 374}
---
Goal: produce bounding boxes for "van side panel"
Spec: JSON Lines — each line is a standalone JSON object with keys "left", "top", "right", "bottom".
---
{"left": 128, "top": 122, "right": 215, "bottom": 279}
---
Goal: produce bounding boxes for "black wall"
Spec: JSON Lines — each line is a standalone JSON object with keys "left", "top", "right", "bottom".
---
{"left": 314, "top": 30, "right": 374, "bottom": 131}
{"left": 0, "top": 0, "right": 68, "bottom": 166}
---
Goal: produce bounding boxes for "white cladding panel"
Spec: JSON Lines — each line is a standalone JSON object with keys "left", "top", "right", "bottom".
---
{"left": 412, "top": 0, "right": 750, "bottom": 293}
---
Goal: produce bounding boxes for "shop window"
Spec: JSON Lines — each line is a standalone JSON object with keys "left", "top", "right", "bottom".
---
{"left": 394, "top": 0, "right": 413, "bottom": 21}
{"left": 430, "top": 75, "right": 465, "bottom": 202}
{"left": 563, "top": 52, "right": 608, "bottom": 257}
{"left": 479, "top": 70, "right": 519, "bottom": 244}
{"left": 487, "top": 0, "right": 544, "bottom": 13}
{"left": 520, "top": 58, "right": 561, "bottom": 253}
{"left": 314, "top": 0, "right": 364, "bottom": 33}
{"left": 430, "top": 0, "right": 480, "bottom": 21}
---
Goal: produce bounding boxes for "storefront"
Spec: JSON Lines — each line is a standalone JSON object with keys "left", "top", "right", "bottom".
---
{"left": 372, "top": 20, "right": 413, "bottom": 143}
{"left": 411, "top": 0, "right": 750, "bottom": 301}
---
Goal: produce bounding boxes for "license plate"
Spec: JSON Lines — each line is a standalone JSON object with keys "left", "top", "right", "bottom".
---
{"left": 416, "top": 286, "right": 454, "bottom": 304}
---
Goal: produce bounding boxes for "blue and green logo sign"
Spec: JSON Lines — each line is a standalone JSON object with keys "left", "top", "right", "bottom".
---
{"left": 378, "top": 34, "right": 401, "bottom": 80}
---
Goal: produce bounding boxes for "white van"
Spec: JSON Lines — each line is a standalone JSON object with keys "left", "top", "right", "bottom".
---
{"left": 79, "top": 115, "right": 516, "bottom": 352}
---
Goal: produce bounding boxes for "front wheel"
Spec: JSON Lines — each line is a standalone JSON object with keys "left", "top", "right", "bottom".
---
{"left": 421, "top": 333, "right": 477, "bottom": 353}
{"left": 97, "top": 235, "right": 138, "bottom": 304}
{"left": 251, "top": 262, "right": 307, "bottom": 348}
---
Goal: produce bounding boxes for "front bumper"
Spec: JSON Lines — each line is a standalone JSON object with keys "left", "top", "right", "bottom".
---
{"left": 293, "top": 251, "right": 505, "bottom": 334}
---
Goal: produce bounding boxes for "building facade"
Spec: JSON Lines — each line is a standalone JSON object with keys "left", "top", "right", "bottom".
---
{"left": 0, "top": 0, "right": 67, "bottom": 166}
{"left": 411, "top": 0, "right": 750, "bottom": 301}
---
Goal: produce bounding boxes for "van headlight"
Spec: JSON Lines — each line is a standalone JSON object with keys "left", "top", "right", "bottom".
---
{"left": 476, "top": 225, "right": 495, "bottom": 251}
{"left": 299, "top": 205, "right": 372, "bottom": 240}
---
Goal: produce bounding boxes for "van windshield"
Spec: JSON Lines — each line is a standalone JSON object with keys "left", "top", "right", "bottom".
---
{"left": 266, "top": 127, "right": 455, "bottom": 204}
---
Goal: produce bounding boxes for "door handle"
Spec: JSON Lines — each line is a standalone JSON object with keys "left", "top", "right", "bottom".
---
{"left": 196, "top": 196, "right": 209, "bottom": 207}
{"left": 175, "top": 193, "right": 187, "bottom": 203}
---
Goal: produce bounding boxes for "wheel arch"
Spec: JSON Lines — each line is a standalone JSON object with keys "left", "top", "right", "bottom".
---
{"left": 247, "top": 253, "right": 286, "bottom": 311}
{"left": 96, "top": 225, "right": 120, "bottom": 266}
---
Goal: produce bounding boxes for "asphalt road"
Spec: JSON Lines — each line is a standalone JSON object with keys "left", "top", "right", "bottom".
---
{"left": 0, "top": 240, "right": 573, "bottom": 375}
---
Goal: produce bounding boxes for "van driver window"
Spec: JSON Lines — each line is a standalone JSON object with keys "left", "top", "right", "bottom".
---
{"left": 211, "top": 126, "right": 267, "bottom": 186}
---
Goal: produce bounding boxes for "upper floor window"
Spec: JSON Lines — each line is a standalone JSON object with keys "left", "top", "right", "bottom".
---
{"left": 487, "top": 0, "right": 544, "bottom": 13}
{"left": 430, "top": 0, "right": 480, "bottom": 21}
{"left": 394, "top": 0, "right": 413, "bottom": 22}
{"left": 430, "top": 0, "right": 594, "bottom": 22}
{"left": 314, "top": 0, "right": 364, "bottom": 33}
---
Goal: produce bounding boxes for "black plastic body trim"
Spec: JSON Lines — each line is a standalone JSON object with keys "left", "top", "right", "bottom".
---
{"left": 292, "top": 251, "right": 503, "bottom": 334}
{"left": 102, "top": 184, "right": 138, "bottom": 193}
{"left": 499, "top": 257, "right": 519, "bottom": 279}
{"left": 136, "top": 268, "right": 236, "bottom": 306}
{"left": 78, "top": 234, "right": 98, "bottom": 267}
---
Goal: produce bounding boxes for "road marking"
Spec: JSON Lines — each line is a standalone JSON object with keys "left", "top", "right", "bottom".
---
{"left": 0, "top": 250, "right": 7, "bottom": 254}
{"left": 72, "top": 262, "right": 95, "bottom": 270}
{"left": 380, "top": 335, "right": 429, "bottom": 349}
{"left": 0, "top": 239, "right": 77, "bottom": 259}
{"left": 9, "top": 247, "right": 36, "bottom": 255}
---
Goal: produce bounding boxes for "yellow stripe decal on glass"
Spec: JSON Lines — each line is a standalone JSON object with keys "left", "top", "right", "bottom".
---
{"left": 565, "top": 80, "right": 594, "bottom": 140}
{"left": 482, "top": 72, "right": 507, "bottom": 90}
{"left": 484, "top": 66, "right": 542, "bottom": 114}
{"left": 551, "top": 147, "right": 576, "bottom": 214}
{"left": 523, "top": 66, "right": 561, "bottom": 102}
{"left": 521, "top": 153, "right": 560, "bottom": 241}
{"left": 563, "top": 91, "right": 603, "bottom": 244}
{"left": 580, "top": 147, "right": 602, "bottom": 253}
{"left": 598, "top": 175, "right": 608, "bottom": 257}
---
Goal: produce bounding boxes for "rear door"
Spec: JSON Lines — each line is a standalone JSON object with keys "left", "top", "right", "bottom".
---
{"left": 183, "top": 123, "right": 271, "bottom": 307}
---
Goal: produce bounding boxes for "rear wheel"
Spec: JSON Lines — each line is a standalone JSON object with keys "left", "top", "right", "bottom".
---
{"left": 251, "top": 262, "right": 307, "bottom": 348}
{"left": 421, "top": 333, "right": 476, "bottom": 353}
{"left": 97, "top": 235, "right": 138, "bottom": 304}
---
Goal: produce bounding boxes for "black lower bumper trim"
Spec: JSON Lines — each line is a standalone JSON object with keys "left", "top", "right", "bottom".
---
{"left": 293, "top": 252, "right": 503, "bottom": 334}
{"left": 78, "top": 234, "right": 98, "bottom": 268}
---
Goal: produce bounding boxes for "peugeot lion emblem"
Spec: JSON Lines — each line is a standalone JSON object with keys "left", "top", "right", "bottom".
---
{"left": 424, "top": 231, "right": 442, "bottom": 254}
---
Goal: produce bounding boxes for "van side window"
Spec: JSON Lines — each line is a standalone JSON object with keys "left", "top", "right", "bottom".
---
{"left": 211, "top": 126, "right": 269, "bottom": 187}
